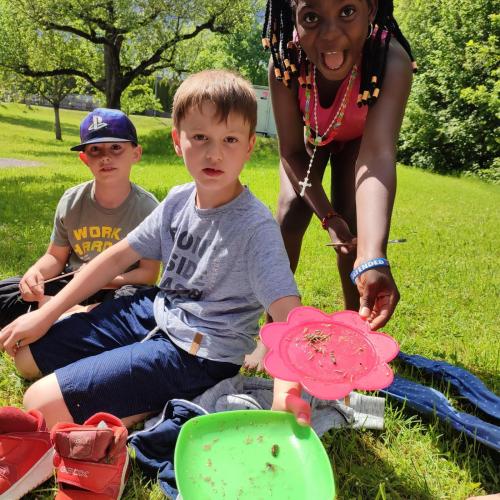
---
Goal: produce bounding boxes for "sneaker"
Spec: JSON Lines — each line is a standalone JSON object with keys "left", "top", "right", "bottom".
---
{"left": 51, "top": 412, "right": 129, "bottom": 499}
{"left": 0, "top": 406, "right": 54, "bottom": 499}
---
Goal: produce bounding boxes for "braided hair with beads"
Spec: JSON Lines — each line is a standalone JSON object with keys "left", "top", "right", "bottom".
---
{"left": 261, "top": 0, "right": 417, "bottom": 106}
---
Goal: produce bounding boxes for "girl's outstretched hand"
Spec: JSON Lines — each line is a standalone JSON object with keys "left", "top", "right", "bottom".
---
{"left": 325, "top": 216, "right": 357, "bottom": 255}
{"left": 355, "top": 266, "right": 400, "bottom": 330}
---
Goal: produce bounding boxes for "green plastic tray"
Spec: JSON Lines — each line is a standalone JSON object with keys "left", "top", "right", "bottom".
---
{"left": 174, "top": 410, "right": 335, "bottom": 500}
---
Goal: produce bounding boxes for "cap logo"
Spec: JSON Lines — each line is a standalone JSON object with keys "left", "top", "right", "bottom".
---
{"left": 88, "top": 115, "right": 108, "bottom": 131}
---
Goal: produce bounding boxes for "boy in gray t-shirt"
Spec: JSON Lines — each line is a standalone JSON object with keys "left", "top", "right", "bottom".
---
{"left": 1, "top": 70, "right": 312, "bottom": 430}
{"left": 0, "top": 108, "right": 160, "bottom": 328}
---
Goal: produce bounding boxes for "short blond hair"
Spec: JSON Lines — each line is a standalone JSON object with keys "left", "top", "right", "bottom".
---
{"left": 172, "top": 70, "right": 257, "bottom": 135}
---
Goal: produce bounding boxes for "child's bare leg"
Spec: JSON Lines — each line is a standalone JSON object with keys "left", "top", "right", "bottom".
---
{"left": 23, "top": 373, "right": 153, "bottom": 429}
{"left": 121, "top": 412, "right": 154, "bottom": 428}
{"left": 276, "top": 162, "right": 314, "bottom": 272}
{"left": 331, "top": 139, "right": 361, "bottom": 311}
{"left": 23, "top": 373, "right": 73, "bottom": 429}
{"left": 266, "top": 164, "right": 314, "bottom": 326}
{"left": 337, "top": 253, "right": 359, "bottom": 310}
{"left": 14, "top": 346, "right": 42, "bottom": 380}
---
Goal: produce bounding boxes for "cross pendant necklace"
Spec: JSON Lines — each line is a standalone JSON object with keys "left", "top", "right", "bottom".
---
{"left": 299, "top": 64, "right": 357, "bottom": 197}
{"left": 299, "top": 147, "right": 317, "bottom": 196}
{"left": 299, "top": 178, "right": 312, "bottom": 197}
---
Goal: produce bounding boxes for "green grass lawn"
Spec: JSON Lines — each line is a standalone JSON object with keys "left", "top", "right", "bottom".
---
{"left": 0, "top": 103, "right": 499, "bottom": 499}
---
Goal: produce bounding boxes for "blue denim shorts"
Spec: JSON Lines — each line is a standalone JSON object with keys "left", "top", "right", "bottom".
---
{"left": 29, "top": 288, "right": 240, "bottom": 423}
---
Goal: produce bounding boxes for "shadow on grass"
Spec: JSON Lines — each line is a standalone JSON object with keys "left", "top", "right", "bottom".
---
{"left": 383, "top": 399, "right": 500, "bottom": 495}
{"left": 0, "top": 113, "right": 80, "bottom": 137}
{"left": 0, "top": 174, "right": 80, "bottom": 274}
{"left": 324, "top": 427, "right": 435, "bottom": 499}
{"left": 0, "top": 172, "right": 77, "bottom": 206}
{"left": 140, "top": 128, "right": 176, "bottom": 158}
{"left": 434, "top": 424, "right": 500, "bottom": 494}
{"left": 0, "top": 353, "right": 27, "bottom": 406}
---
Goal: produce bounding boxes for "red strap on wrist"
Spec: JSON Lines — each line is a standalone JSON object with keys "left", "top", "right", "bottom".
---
{"left": 321, "top": 211, "right": 339, "bottom": 230}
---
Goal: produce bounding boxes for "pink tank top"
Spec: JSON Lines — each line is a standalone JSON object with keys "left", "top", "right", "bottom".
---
{"left": 297, "top": 28, "right": 390, "bottom": 144}
{"left": 298, "top": 67, "right": 367, "bottom": 144}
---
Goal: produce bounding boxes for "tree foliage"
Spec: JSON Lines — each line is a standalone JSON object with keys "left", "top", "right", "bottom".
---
{"left": 395, "top": 0, "right": 499, "bottom": 178}
{"left": 0, "top": 21, "right": 81, "bottom": 140}
{"left": 152, "top": 2, "right": 268, "bottom": 113}
{"left": 184, "top": 4, "right": 268, "bottom": 86}
{"left": 0, "top": 0, "right": 253, "bottom": 109}
{"left": 121, "top": 79, "right": 163, "bottom": 115}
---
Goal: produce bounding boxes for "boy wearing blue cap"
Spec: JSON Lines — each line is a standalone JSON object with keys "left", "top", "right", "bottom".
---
{"left": 0, "top": 108, "right": 160, "bottom": 328}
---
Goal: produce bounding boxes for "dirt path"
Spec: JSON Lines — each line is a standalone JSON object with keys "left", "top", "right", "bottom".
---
{"left": 0, "top": 158, "right": 44, "bottom": 168}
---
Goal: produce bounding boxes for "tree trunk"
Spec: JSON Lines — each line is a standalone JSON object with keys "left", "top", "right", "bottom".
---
{"left": 53, "top": 103, "right": 62, "bottom": 141}
{"left": 104, "top": 43, "right": 122, "bottom": 109}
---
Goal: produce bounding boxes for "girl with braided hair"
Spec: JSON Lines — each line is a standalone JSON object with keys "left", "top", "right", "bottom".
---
{"left": 264, "top": 0, "right": 415, "bottom": 330}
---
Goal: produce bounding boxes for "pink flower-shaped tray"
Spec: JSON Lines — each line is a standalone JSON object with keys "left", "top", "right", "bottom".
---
{"left": 261, "top": 307, "right": 399, "bottom": 400}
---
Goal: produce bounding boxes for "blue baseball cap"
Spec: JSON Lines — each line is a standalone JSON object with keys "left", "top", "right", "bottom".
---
{"left": 71, "top": 108, "right": 138, "bottom": 151}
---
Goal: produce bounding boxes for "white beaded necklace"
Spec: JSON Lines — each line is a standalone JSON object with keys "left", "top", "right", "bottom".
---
{"left": 299, "top": 64, "right": 358, "bottom": 197}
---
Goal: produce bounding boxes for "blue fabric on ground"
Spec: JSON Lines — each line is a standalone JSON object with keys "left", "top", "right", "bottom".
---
{"left": 381, "top": 376, "right": 500, "bottom": 452}
{"left": 128, "top": 399, "right": 206, "bottom": 499}
{"left": 398, "top": 352, "right": 500, "bottom": 420}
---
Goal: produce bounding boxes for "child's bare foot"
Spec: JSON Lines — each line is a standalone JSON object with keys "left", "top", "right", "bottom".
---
{"left": 243, "top": 340, "right": 268, "bottom": 372}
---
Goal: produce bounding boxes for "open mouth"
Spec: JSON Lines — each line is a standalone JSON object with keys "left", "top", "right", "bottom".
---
{"left": 203, "top": 168, "right": 223, "bottom": 177}
{"left": 100, "top": 167, "right": 116, "bottom": 172}
{"left": 322, "top": 51, "right": 345, "bottom": 71}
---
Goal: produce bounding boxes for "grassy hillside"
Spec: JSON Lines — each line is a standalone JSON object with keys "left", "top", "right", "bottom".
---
{"left": 0, "top": 103, "right": 498, "bottom": 499}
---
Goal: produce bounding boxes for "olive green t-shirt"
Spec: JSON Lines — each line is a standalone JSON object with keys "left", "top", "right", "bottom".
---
{"left": 51, "top": 180, "right": 158, "bottom": 271}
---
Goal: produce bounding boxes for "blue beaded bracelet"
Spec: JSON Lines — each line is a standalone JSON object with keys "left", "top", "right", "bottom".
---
{"left": 350, "top": 258, "right": 390, "bottom": 284}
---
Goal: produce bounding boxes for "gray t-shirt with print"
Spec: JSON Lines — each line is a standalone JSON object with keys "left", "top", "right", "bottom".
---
{"left": 51, "top": 180, "right": 159, "bottom": 271}
{"left": 127, "top": 183, "right": 299, "bottom": 365}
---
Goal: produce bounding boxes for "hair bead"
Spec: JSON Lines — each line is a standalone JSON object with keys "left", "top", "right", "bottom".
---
{"left": 262, "top": 38, "right": 270, "bottom": 50}
{"left": 262, "top": 0, "right": 415, "bottom": 101}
